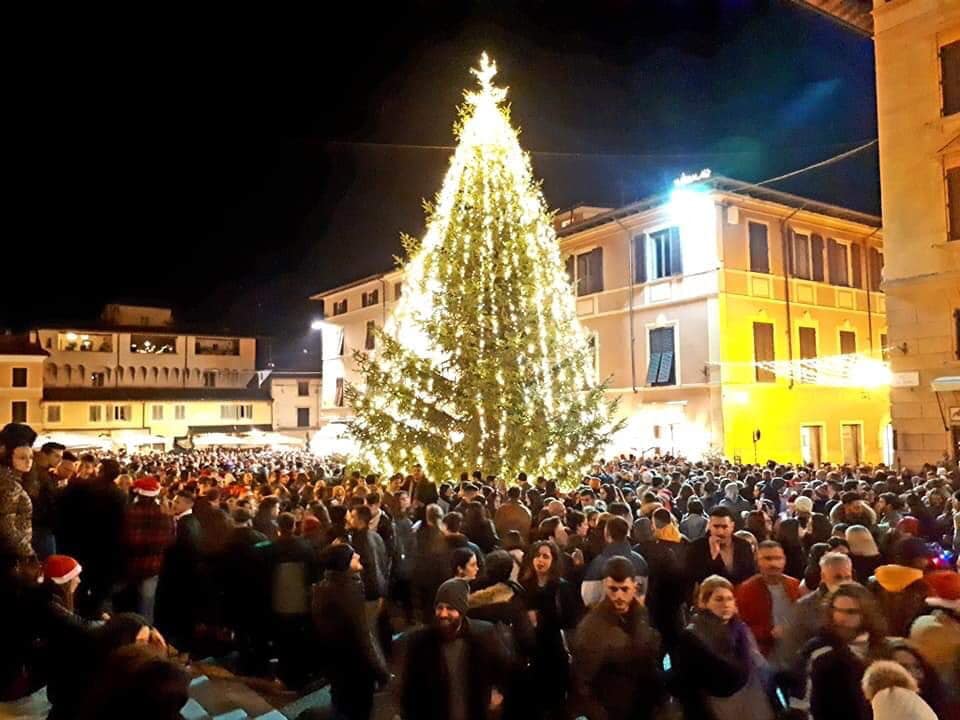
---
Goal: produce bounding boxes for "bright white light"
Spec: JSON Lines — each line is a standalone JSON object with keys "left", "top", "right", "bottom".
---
{"left": 310, "top": 319, "right": 331, "bottom": 331}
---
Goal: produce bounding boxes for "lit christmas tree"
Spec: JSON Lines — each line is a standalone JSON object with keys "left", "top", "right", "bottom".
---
{"left": 347, "top": 53, "right": 620, "bottom": 482}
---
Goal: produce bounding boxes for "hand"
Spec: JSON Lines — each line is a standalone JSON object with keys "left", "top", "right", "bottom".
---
{"left": 771, "top": 625, "right": 784, "bottom": 639}
{"left": 489, "top": 689, "right": 504, "bottom": 711}
{"left": 571, "top": 548, "right": 584, "bottom": 567}
{"left": 528, "top": 610, "right": 539, "bottom": 628}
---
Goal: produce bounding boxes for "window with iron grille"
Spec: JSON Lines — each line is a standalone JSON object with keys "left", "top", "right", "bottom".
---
{"left": 753, "top": 322, "right": 775, "bottom": 382}
{"left": 572, "top": 248, "right": 604, "bottom": 295}
{"left": 332, "top": 299, "right": 348, "bottom": 316}
{"left": 361, "top": 289, "right": 379, "bottom": 307}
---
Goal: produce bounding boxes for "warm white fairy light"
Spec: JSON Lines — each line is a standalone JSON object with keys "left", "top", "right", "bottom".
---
{"left": 346, "top": 53, "right": 619, "bottom": 482}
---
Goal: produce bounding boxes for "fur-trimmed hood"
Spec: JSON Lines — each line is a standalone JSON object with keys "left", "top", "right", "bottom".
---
{"left": 468, "top": 581, "right": 517, "bottom": 608}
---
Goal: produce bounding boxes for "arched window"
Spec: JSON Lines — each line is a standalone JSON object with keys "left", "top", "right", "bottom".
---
{"left": 47, "top": 364, "right": 59, "bottom": 383}
{"left": 63, "top": 364, "right": 72, "bottom": 385}
{"left": 173, "top": 367, "right": 180, "bottom": 383}
{"left": 151, "top": 367, "right": 159, "bottom": 383}
{"left": 162, "top": 367, "right": 170, "bottom": 383}
{"left": 117, "top": 367, "right": 125, "bottom": 383}
{"left": 105, "top": 367, "right": 112, "bottom": 382}
{"left": 77, "top": 365, "right": 86, "bottom": 386}
{"left": 128, "top": 367, "right": 137, "bottom": 385}
{"left": 140, "top": 367, "right": 147, "bottom": 382}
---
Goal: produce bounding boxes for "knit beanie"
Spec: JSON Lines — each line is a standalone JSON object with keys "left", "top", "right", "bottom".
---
{"left": 0, "top": 422, "right": 37, "bottom": 454}
{"left": 434, "top": 578, "right": 470, "bottom": 615}
{"left": 43, "top": 555, "right": 81, "bottom": 585}
{"left": 319, "top": 543, "right": 355, "bottom": 573}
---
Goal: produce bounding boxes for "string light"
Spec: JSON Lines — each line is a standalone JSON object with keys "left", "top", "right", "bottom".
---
{"left": 346, "top": 53, "right": 619, "bottom": 482}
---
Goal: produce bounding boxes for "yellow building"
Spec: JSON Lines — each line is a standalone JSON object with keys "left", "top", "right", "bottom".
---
{"left": 34, "top": 305, "right": 271, "bottom": 448}
{"left": 312, "top": 177, "right": 891, "bottom": 465}
{"left": 794, "top": 0, "right": 960, "bottom": 464}
{"left": 0, "top": 333, "right": 47, "bottom": 427}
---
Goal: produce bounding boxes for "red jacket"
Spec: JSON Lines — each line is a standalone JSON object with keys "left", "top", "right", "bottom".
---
{"left": 734, "top": 573, "right": 802, "bottom": 656}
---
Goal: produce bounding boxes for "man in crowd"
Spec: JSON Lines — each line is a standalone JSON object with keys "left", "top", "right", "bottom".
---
{"left": 571, "top": 556, "right": 666, "bottom": 720}
{"left": 119, "top": 476, "right": 175, "bottom": 623}
{"left": 581, "top": 515, "right": 648, "bottom": 607}
{"left": 686, "top": 506, "right": 756, "bottom": 588}
{"left": 21, "top": 441, "right": 63, "bottom": 559}
{"left": 735, "top": 540, "right": 802, "bottom": 663}
{"left": 155, "top": 490, "right": 200, "bottom": 651}
{"left": 494, "top": 485, "right": 532, "bottom": 539}
{"left": 398, "top": 578, "right": 512, "bottom": 720}
{"left": 782, "top": 551, "right": 854, "bottom": 660}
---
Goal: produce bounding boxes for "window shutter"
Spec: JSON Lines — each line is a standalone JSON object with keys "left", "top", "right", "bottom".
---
{"left": 633, "top": 235, "right": 647, "bottom": 283}
{"left": 576, "top": 253, "right": 589, "bottom": 296}
{"left": 337, "top": 331, "right": 345, "bottom": 357}
{"left": 840, "top": 330, "right": 856, "bottom": 355}
{"left": 941, "top": 41, "right": 960, "bottom": 116}
{"left": 646, "top": 354, "right": 662, "bottom": 385}
{"left": 753, "top": 322, "right": 775, "bottom": 382}
{"left": 749, "top": 223, "right": 769, "bottom": 273}
{"left": 591, "top": 247, "right": 604, "bottom": 293}
{"left": 668, "top": 226, "right": 683, "bottom": 276}
{"left": 810, "top": 234, "right": 824, "bottom": 282}
{"left": 565, "top": 255, "right": 575, "bottom": 287}
{"left": 799, "top": 327, "right": 817, "bottom": 359}
{"left": 947, "top": 167, "right": 960, "bottom": 240}
{"left": 656, "top": 351, "right": 675, "bottom": 384}
{"left": 785, "top": 228, "right": 794, "bottom": 275}
{"left": 850, "top": 244, "right": 863, "bottom": 288}
{"left": 868, "top": 248, "right": 884, "bottom": 291}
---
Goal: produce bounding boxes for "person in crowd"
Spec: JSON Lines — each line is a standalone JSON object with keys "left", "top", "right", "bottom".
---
{"left": 398, "top": 578, "right": 512, "bottom": 720}
{"left": 679, "top": 497, "right": 708, "bottom": 540}
{"left": 798, "top": 582, "right": 892, "bottom": 720}
{"left": 735, "top": 540, "right": 802, "bottom": 663}
{"left": 154, "top": 490, "right": 200, "bottom": 651}
{"left": 119, "top": 477, "right": 174, "bottom": 623}
{"left": 54, "top": 450, "right": 78, "bottom": 485}
{"left": 875, "top": 492, "right": 905, "bottom": 532}
{"left": 687, "top": 506, "right": 756, "bottom": 588}
{"left": 674, "top": 575, "right": 776, "bottom": 720}
{"left": 21, "top": 441, "right": 64, "bottom": 559}
{"left": 221, "top": 507, "right": 269, "bottom": 668}
{"left": 517, "top": 540, "right": 579, "bottom": 719}
{"left": 845, "top": 524, "right": 883, "bottom": 584}
{"left": 580, "top": 515, "right": 648, "bottom": 607}
{"left": 782, "top": 551, "right": 854, "bottom": 660}
{"left": 56, "top": 457, "right": 127, "bottom": 617}
{"left": 0, "top": 423, "right": 36, "bottom": 559}
{"left": 868, "top": 536, "right": 934, "bottom": 636}
{"left": 411, "top": 503, "right": 447, "bottom": 621}
{"left": 463, "top": 500, "right": 499, "bottom": 554}
{"left": 860, "top": 659, "right": 938, "bottom": 720}
{"left": 253, "top": 495, "right": 280, "bottom": 540}
{"left": 718, "top": 482, "right": 752, "bottom": 528}
{"left": 348, "top": 502, "right": 389, "bottom": 644}
{"left": 312, "top": 543, "right": 388, "bottom": 720}
{"left": 451, "top": 546, "right": 480, "bottom": 582}
{"left": 831, "top": 491, "right": 877, "bottom": 528}
{"left": 909, "top": 571, "right": 960, "bottom": 703}
{"left": 570, "top": 556, "right": 665, "bottom": 720}
{"left": 494, "top": 485, "right": 533, "bottom": 539}
{"left": 885, "top": 640, "right": 949, "bottom": 718}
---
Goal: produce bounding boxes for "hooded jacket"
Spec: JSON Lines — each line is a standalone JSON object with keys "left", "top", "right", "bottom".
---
{"left": 867, "top": 565, "right": 930, "bottom": 637}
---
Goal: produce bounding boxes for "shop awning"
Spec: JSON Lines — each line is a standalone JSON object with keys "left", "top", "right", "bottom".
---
{"left": 33, "top": 433, "right": 114, "bottom": 451}
{"left": 931, "top": 376, "right": 960, "bottom": 430}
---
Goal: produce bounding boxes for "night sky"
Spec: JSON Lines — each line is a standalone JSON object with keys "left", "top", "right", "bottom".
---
{"left": 7, "top": 2, "right": 877, "bottom": 367}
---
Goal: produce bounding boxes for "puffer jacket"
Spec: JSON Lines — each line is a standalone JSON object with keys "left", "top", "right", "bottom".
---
{"left": 0, "top": 466, "right": 32, "bottom": 557}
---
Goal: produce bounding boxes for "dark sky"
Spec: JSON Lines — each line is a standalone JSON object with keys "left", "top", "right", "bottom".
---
{"left": 7, "top": 2, "right": 877, "bottom": 367}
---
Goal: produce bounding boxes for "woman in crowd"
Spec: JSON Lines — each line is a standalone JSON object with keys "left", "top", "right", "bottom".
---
{"left": 846, "top": 525, "right": 883, "bottom": 583}
{"left": 673, "top": 575, "right": 775, "bottom": 720}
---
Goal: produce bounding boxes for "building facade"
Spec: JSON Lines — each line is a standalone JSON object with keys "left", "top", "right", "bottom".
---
{"left": 32, "top": 305, "right": 271, "bottom": 447}
{"left": 267, "top": 371, "right": 323, "bottom": 440}
{"left": 874, "top": 0, "right": 960, "bottom": 466}
{"left": 312, "top": 179, "right": 891, "bottom": 465}
{"left": 0, "top": 334, "right": 48, "bottom": 427}
{"left": 797, "top": 0, "right": 960, "bottom": 465}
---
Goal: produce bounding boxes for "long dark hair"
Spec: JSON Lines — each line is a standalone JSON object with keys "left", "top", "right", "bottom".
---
{"left": 825, "top": 583, "right": 888, "bottom": 651}
{"left": 518, "top": 539, "right": 561, "bottom": 591}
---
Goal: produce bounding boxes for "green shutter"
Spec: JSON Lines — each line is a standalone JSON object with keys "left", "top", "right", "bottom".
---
{"left": 669, "top": 226, "right": 683, "bottom": 276}
{"left": 811, "top": 235, "right": 825, "bottom": 282}
{"left": 634, "top": 234, "right": 647, "bottom": 283}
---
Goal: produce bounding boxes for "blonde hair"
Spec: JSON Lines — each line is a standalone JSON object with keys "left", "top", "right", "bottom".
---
{"left": 845, "top": 524, "right": 879, "bottom": 557}
{"left": 698, "top": 574, "right": 734, "bottom": 606}
{"left": 861, "top": 660, "right": 917, "bottom": 701}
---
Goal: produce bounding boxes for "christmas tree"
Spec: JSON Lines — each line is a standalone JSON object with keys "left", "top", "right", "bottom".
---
{"left": 347, "top": 53, "right": 620, "bottom": 482}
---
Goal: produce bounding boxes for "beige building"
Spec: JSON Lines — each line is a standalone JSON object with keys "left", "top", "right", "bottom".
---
{"left": 312, "top": 178, "right": 892, "bottom": 465}
{"left": 34, "top": 305, "right": 271, "bottom": 447}
{"left": 0, "top": 333, "right": 48, "bottom": 427}
{"left": 266, "top": 371, "right": 323, "bottom": 440}
{"left": 796, "top": 0, "right": 960, "bottom": 465}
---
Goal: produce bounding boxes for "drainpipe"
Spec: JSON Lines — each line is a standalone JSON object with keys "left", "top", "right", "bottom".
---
{"left": 779, "top": 204, "right": 807, "bottom": 389}
{"left": 614, "top": 218, "right": 638, "bottom": 393}
{"left": 859, "top": 227, "right": 881, "bottom": 356}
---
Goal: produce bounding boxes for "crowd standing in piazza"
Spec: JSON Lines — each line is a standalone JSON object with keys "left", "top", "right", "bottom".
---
{"left": 1, "top": 420, "right": 959, "bottom": 720}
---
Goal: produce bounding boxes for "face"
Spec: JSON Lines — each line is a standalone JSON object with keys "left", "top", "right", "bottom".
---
{"left": 349, "top": 552, "right": 363, "bottom": 573}
{"left": 398, "top": 493, "right": 411, "bottom": 511}
{"left": 576, "top": 519, "right": 589, "bottom": 537}
{"left": 703, "top": 587, "right": 737, "bottom": 621}
{"left": 603, "top": 576, "right": 638, "bottom": 614}
{"left": 892, "top": 649, "right": 925, "bottom": 684}
{"left": 708, "top": 516, "right": 734, "bottom": 543}
{"left": 11, "top": 447, "right": 33, "bottom": 474}
{"left": 42, "top": 449, "right": 63, "bottom": 469}
{"left": 459, "top": 554, "right": 479, "bottom": 580}
{"left": 172, "top": 496, "right": 191, "bottom": 516}
{"left": 348, "top": 510, "right": 363, "bottom": 530}
{"left": 757, "top": 547, "right": 786, "bottom": 578}
{"left": 78, "top": 460, "right": 96, "bottom": 479}
{"left": 830, "top": 595, "right": 864, "bottom": 638}
{"left": 435, "top": 602, "right": 461, "bottom": 630}
{"left": 532, "top": 546, "right": 553, "bottom": 576}
{"left": 56, "top": 459, "right": 77, "bottom": 480}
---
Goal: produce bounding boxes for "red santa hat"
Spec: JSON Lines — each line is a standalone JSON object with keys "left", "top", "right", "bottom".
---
{"left": 132, "top": 476, "right": 161, "bottom": 497}
{"left": 43, "top": 555, "right": 82, "bottom": 585}
{"left": 925, "top": 570, "right": 960, "bottom": 611}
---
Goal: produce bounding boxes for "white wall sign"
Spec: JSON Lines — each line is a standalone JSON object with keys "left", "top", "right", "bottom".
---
{"left": 890, "top": 371, "right": 920, "bottom": 388}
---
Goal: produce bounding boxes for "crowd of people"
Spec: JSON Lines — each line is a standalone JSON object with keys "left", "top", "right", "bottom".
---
{"left": 1, "top": 418, "right": 959, "bottom": 720}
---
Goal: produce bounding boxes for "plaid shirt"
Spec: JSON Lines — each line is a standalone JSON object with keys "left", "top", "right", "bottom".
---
{"left": 123, "top": 498, "right": 174, "bottom": 580}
